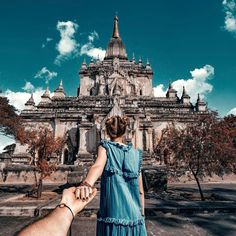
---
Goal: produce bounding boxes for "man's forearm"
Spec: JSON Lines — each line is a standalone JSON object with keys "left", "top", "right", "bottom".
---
{"left": 18, "top": 207, "right": 73, "bottom": 236}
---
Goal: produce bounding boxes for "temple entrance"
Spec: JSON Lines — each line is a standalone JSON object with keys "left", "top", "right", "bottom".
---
{"left": 63, "top": 149, "right": 69, "bottom": 164}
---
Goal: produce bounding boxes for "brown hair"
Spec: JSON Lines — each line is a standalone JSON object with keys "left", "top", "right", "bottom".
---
{"left": 105, "top": 116, "right": 129, "bottom": 139}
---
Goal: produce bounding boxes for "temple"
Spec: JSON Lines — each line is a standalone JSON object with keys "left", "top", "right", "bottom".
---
{"left": 11, "top": 16, "right": 207, "bottom": 167}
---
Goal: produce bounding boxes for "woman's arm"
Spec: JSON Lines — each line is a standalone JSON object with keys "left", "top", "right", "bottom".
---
{"left": 82, "top": 145, "right": 107, "bottom": 187}
{"left": 138, "top": 172, "right": 145, "bottom": 216}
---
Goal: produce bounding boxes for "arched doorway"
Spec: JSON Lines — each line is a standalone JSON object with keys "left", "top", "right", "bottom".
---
{"left": 63, "top": 149, "right": 69, "bottom": 164}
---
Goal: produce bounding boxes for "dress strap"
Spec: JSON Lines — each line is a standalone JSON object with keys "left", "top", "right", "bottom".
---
{"left": 98, "top": 140, "right": 109, "bottom": 149}
{"left": 106, "top": 140, "right": 133, "bottom": 152}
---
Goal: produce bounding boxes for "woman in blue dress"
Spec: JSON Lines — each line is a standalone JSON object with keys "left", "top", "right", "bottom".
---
{"left": 76, "top": 116, "right": 147, "bottom": 236}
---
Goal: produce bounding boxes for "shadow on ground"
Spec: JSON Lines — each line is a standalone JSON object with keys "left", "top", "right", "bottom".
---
{"left": 149, "top": 213, "right": 236, "bottom": 236}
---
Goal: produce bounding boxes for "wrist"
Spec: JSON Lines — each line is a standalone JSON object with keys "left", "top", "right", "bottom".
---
{"left": 80, "top": 179, "right": 93, "bottom": 188}
{"left": 56, "top": 203, "right": 74, "bottom": 222}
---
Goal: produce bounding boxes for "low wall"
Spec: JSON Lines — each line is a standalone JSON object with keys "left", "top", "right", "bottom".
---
{"left": 2, "top": 164, "right": 235, "bottom": 187}
{"left": 0, "top": 165, "right": 80, "bottom": 185}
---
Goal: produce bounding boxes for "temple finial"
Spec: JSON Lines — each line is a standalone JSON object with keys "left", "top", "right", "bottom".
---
{"left": 25, "top": 93, "right": 35, "bottom": 107}
{"left": 132, "top": 52, "right": 135, "bottom": 63}
{"left": 197, "top": 93, "right": 201, "bottom": 102}
{"left": 59, "top": 80, "right": 63, "bottom": 88}
{"left": 112, "top": 15, "right": 120, "bottom": 38}
{"left": 81, "top": 58, "right": 87, "bottom": 70}
{"left": 182, "top": 86, "right": 186, "bottom": 95}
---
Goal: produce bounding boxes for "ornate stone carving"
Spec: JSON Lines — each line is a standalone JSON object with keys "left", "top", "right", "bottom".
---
{"left": 11, "top": 16, "right": 208, "bottom": 167}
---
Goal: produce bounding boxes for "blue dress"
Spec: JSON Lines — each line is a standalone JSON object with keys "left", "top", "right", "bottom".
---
{"left": 96, "top": 140, "right": 147, "bottom": 236}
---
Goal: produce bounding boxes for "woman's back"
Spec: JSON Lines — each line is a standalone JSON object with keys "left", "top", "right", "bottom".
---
{"left": 96, "top": 139, "right": 147, "bottom": 236}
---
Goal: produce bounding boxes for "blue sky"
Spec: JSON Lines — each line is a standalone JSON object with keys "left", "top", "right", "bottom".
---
{"left": 0, "top": 0, "right": 236, "bottom": 150}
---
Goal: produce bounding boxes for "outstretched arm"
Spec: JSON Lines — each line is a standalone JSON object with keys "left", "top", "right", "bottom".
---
{"left": 138, "top": 173, "right": 145, "bottom": 216}
{"left": 82, "top": 145, "right": 107, "bottom": 187}
{"left": 17, "top": 187, "right": 97, "bottom": 236}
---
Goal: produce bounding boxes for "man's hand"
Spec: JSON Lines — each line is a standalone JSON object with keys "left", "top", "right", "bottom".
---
{"left": 17, "top": 187, "right": 97, "bottom": 236}
{"left": 60, "top": 187, "right": 97, "bottom": 216}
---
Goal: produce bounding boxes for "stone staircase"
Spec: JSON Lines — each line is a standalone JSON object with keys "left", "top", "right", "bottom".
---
{"left": 142, "top": 151, "right": 156, "bottom": 167}
{"left": 67, "top": 164, "right": 101, "bottom": 189}
{"left": 67, "top": 151, "right": 157, "bottom": 189}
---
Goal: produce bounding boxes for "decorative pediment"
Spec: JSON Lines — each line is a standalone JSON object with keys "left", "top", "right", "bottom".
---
{"left": 109, "top": 71, "right": 123, "bottom": 79}
{"left": 101, "top": 101, "right": 124, "bottom": 128}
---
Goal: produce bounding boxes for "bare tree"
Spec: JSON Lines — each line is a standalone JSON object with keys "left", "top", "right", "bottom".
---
{"left": 0, "top": 97, "right": 21, "bottom": 138}
{"left": 158, "top": 112, "right": 236, "bottom": 201}
{"left": 17, "top": 127, "right": 64, "bottom": 198}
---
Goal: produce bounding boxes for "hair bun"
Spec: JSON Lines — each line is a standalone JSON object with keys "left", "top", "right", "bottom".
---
{"left": 121, "top": 116, "right": 129, "bottom": 125}
{"left": 105, "top": 117, "right": 113, "bottom": 126}
{"left": 105, "top": 116, "right": 128, "bottom": 139}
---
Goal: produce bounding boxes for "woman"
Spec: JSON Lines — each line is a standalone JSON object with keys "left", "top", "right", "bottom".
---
{"left": 76, "top": 116, "right": 147, "bottom": 235}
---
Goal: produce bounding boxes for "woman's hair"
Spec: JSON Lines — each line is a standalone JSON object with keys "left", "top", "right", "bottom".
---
{"left": 105, "top": 116, "right": 129, "bottom": 139}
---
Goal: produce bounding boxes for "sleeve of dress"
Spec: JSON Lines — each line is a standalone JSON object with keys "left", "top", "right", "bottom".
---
{"left": 98, "top": 140, "right": 110, "bottom": 159}
{"left": 98, "top": 140, "right": 108, "bottom": 149}
{"left": 137, "top": 148, "right": 143, "bottom": 175}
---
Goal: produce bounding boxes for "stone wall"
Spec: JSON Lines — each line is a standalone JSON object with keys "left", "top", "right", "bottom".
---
{"left": 0, "top": 165, "right": 80, "bottom": 185}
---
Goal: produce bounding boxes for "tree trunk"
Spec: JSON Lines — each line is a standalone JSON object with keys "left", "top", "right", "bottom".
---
{"left": 33, "top": 168, "right": 38, "bottom": 186}
{"left": 37, "top": 178, "right": 43, "bottom": 199}
{"left": 193, "top": 173, "right": 205, "bottom": 201}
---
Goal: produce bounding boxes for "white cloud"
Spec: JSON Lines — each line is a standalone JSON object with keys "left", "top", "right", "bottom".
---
{"left": 224, "top": 11, "right": 236, "bottom": 32}
{"left": 88, "top": 31, "right": 99, "bottom": 42}
{"left": 227, "top": 107, "right": 236, "bottom": 115}
{"left": 53, "top": 20, "right": 105, "bottom": 63}
{"left": 34, "top": 67, "right": 57, "bottom": 84}
{"left": 222, "top": 0, "right": 236, "bottom": 34}
{"left": 42, "top": 37, "right": 53, "bottom": 48}
{"left": 22, "top": 81, "right": 35, "bottom": 92}
{"left": 153, "top": 84, "right": 167, "bottom": 97}
{"left": 2, "top": 82, "right": 45, "bottom": 112}
{"left": 80, "top": 44, "right": 106, "bottom": 60}
{"left": 80, "top": 31, "right": 106, "bottom": 60}
{"left": 55, "top": 21, "right": 79, "bottom": 65}
{"left": 223, "top": 0, "right": 236, "bottom": 11}
{"left": 153, "top": 65, "right": 214, "bottom": 102}
{"left": 46, "top": 37, "right": 53, "bottom": 42}
{"left": 190, "top": 65, "right": 214, "bottom": 80}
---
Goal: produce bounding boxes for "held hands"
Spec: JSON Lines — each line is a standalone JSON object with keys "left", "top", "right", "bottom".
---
{"left": 75, "top": 185, "right": 94, "bottom": 201}
{"left": 60, "top": 186, "right": 97, "bottom": 216}
{"left": 75, "top": 180, "right": 95, "bottom": 202}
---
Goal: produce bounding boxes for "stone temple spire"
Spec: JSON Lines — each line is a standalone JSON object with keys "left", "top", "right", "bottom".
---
{"left": 52, "top": 80, "right": 65, "bottom": 99}
{"left": 25, "top": 93, "right": 35, "bottom": 105}
{"left": 166, "top": 82, "right": 177, "bottom": 98}
{"left": 25, "top": 93, "right": 35, "bottom": 109}
{"left": 40, "top": 87, "right": 51, "bottom": 103}
{"left": 181, "top": 86, "right": 190, "bottom": 104}
{"left": 112, "top": 15, "right": 120, "bottom": 38}
{"left": 104, "top": 15, "right": 128, "bottom": 60}
{"left": 196, "top": 93, "right": 207, "bottom": 112}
